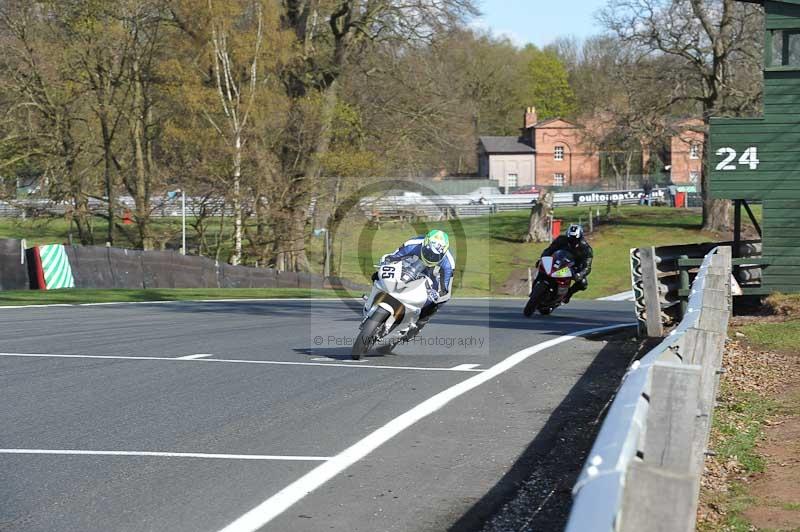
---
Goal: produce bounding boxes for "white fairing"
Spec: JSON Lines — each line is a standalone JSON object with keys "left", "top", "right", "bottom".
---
{"left": 362, "top": 260, "right": 431, "bottom": 343}
{"left": 540, "top": 256, "right": 555, "bottom": 274}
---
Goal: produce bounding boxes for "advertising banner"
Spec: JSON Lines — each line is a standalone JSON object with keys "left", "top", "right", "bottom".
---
{"left": 572, "top": 188, "right": 666, "bottom": 205}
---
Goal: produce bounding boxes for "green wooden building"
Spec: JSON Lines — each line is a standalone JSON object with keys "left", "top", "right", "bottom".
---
{"left": 709, "top": 0, "right": 800, "bottom": 293}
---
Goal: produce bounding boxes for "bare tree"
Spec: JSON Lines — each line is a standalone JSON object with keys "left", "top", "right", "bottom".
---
{"left": 62, "top": 1, "right": 134, "bottom": 247}
{"left": 272, "top": 0, "right": 478, "bottom": 271}
{"left": 0, "top": 1, "right": 96, "bottom": 243}
{"left": 204, "top": 0, "right": 264, "bottom": 265}
{"left": 600, "top": 0, "right": 762, "bottom": 231}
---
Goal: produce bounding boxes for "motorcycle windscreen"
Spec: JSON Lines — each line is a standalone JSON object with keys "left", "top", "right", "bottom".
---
{"left": 400, "top": 257, "right": 427, "bottom": 283}
{"left": 551, "top": 266, "right": 572, "bottom": 278}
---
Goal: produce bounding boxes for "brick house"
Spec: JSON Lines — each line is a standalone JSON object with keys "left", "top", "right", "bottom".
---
{"left": 476, "top": 136, "right": 536, "bottom": 189}
{"left": 478, "top": 108, "right": 706, "bottom": 190}
{"left": 531, "top": 116, "right": 600, "bottom": 188}
{"left": 478, "top": 107, "right": 601, "bottom": 189}
{"left": 669, "top": 118, "right": 704, "bottom": 186}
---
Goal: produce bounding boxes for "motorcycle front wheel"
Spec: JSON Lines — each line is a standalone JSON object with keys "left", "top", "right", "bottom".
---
{"left": 523, "top": 281, "right": 548, "bottom": 317}
{"left": 352, "top": 308, "right": 391, "bottom": 360}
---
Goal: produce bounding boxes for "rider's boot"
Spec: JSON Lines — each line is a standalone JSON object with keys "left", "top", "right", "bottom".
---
{"left": 406, "top": 306, "right": 436, "bottom": 341}
{"left": 405, "top": 323, "right": 421, "bottom": 340}
{"left": 563, "top": 285, "right": 578, "bottom": 304}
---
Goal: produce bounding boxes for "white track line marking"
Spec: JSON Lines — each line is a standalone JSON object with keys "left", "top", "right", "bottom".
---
{"left": 179, "top": 354, "right": 213, "bottom": 360}
{"left": 0, "top": 353, "right": 483, "bottom": 373}
{"left": 0, "top": 298, "right": 348, "bottom": 310}
{"left": 451, "top": 363, "right": 480, "bottom": 371}
{"left": 596, "top": 290, "right": 635, "bottom": 302}
{"left": 216, "top": 322, "right": 636, "bottom": 532}
{"left": 312, "top": 357, "right": 365, "bottom": 363}
{"left": 0, "top": 296, "right": 527, "bottom": 310}
{"left": 0, "top": 449, "right": 329, "bottom": 461}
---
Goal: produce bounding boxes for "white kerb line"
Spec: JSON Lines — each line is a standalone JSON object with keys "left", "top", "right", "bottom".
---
{"left": 179, "top": 354, "right": 213, "bottom": 360}
{"left": 0, "top": 353, "right": 484, "bottom": 373}
{"left": 0, "top": 449, "right": 329, "bottom": 461}
{"left": 217, "top": 322, "right": 636, "bottom": 532}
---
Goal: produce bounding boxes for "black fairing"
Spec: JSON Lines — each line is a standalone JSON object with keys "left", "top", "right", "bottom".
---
{"left": 532, "top": 250, "right": 575, "bottom": 310}
{"left": 551, "top": 249, "right": 575, "bottom": 271}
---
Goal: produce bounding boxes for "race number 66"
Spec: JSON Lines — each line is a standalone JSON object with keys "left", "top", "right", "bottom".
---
{"left": 715, "top": 146, "right": 760, "bottom": 171}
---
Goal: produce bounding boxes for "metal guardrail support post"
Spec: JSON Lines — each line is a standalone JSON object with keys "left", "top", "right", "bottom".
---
{"left": 686, "top": 327, "right": 726, "bottom": 477}
{"left": 714, "top": 246, "right": 733, "bottom": 313}
{"left": 700, "top": 287, "right": 728, "bottom": 312}
{"left": 619, "top": 362, "right": 703, "bottom": 532}
{"left": 640, "top": 246, "right": 664, "bottom": 337}
{"left": 643, "top": 362, "right": 703, "bottom": 472}
{"left": 679, "top": 254, "right": 689, "bottom": 318}
{"left": 619, "top": 462, "right": 697, "bottom": 532}
{"left": 697, "top": 307, "right": 730, "bottom": 334}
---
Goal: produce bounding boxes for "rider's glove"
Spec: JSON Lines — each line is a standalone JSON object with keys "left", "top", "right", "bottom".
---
{"left": 428, "top": 289, "right": 440, "bottom": 303}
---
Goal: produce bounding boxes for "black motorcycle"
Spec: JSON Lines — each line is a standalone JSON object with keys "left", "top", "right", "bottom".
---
{"left": 523, "top": 249, "right": 576, "bottom": 317}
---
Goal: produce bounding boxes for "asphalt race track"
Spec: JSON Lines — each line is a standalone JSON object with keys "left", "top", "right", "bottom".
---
{"left": 0, "top": 298, "right": 634, "bottom": 532}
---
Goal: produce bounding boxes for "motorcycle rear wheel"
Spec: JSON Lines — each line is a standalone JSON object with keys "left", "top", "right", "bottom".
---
{"left": 523, "top": 282, "right": 548, "bottom": 317}
{"left": 352, "top": 308, "right": 391, "bottom": 360}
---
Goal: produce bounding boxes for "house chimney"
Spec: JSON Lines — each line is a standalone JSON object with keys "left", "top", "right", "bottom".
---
{"left": 524, "top": 106, "right": 538, "bottom": 129}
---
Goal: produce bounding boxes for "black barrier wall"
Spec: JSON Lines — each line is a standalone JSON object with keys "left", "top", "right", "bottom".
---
{"left": 0, "top": 239, "right": 29, "bottom": 290}
{"left": 108, "top": 248, "right": 145, "bottom": 289}
{"left": 54, "top": 245, "right": 365, "bottom": 291}
{"left": 64, "top": 246, "right": 115, "bottom": 289}
{"left": 0, "top": 241, "right": 366, "bottom": 292}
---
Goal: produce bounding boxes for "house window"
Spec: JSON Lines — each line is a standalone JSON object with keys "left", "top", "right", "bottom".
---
{"left": 553, "top": 173, "right": 565, "bottom": 186}
{"left": 554, "top": 146, "right": 564, "bottom": 161}
{"left": 506, "top": 173, "right": 518, "bottom": 188}
{"left": 689, "top": 171, "right": 700, "bottom": 184}
{"left": 690, "top": 143, "right": 700, "bottom": 160}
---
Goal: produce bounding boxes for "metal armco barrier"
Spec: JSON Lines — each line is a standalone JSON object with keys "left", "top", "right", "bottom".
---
{"left": 360, "top": 187, "right": 668, "bottom": 220}
{"left": 566, "top": 246, "right": 732, "bottom": 532}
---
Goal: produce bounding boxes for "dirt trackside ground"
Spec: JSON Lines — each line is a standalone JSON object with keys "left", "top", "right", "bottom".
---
{"left": 698, "top": 294, "right": 800, "bottom": 531}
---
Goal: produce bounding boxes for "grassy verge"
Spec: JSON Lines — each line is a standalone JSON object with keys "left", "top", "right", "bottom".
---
{"left": 700, "top": 382, "right": 778, "bottom": 531}
{"left": 308, "top": 205, "right": 714, "bottom": 298}
{"left": 0, "top": 288, "right": 339, "bottom": 306}
{"left": 1, "top": 205, "right": 715, "bottom": 298}
{"left": 699, "top": 294, "right": 800, "bottom": 531}
{"left": 740, "top": 320, "right": 800, "bottom": 352}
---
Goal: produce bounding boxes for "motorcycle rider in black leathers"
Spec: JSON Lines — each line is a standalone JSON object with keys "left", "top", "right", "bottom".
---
{"left": 539, "top": 224, "right": 593, "bottom": 304}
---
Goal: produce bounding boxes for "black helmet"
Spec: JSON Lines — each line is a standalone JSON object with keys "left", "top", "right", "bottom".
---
{"left": 567, "top": 224, "right": 583, "bottom": 244}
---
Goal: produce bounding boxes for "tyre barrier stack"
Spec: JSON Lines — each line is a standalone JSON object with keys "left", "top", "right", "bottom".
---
{"left": 566, "top": 246, "right": 732, "bottom": 532}
{"left": 632, "top": 240, "right": 759, "bottom": 337}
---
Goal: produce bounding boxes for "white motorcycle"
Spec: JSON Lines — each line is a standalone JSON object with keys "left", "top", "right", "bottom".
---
{"left": 352, "top": 256, "right": 431, "bottom": 360}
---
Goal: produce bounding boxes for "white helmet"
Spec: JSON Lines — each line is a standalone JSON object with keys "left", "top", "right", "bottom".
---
{"left": 567, "top": 224, "right": 583, "bottom": 242}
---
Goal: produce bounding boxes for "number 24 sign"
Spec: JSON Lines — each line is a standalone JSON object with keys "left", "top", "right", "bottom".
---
{"left": 715, "top": 146, "right": 760, "bottom": 171}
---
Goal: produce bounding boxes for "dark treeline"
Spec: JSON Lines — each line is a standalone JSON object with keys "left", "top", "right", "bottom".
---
{"left": 0, "top": 0, "right": 763, "bottom": 268}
